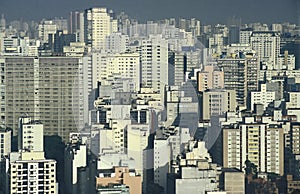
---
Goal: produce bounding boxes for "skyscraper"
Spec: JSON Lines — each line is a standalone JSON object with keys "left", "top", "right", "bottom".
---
{"left": 223, "top": 118, "right": 284, "bottom": 175}
{"left": 0, "top": 56, "right": 87, "bottom": 141}
{"left": 250, "top": 31, "right": 280, "bottom": 69}
{"left": 84, "top": 8, "right": 118, "bottom": 50}
{"left": 139, "top": 35, "right": 169, "bottom": 93}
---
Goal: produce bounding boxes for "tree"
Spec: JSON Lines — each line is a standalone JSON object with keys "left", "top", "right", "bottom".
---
{"left": 245, "top": 160, "right": 258, "bottom": 175}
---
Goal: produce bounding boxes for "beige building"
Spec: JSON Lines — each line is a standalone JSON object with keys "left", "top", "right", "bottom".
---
{"left": 222, "top": 168, "right": 245, "bottom": 194}
{"left": 287, "top": 175, "right": 300, "bottom": 194}
{"left": 197, "top": 65, "right": 224, "bottom": 92}
{"left": 96, "top": 167, "right": 142, "bottom": 194}
{"left": 223, "top": 120, "right": 285, "bottom": 175}
{"left": 202, "top": 89, "right": 236, "bottom": 120}
{"left": 286, "top": 92, "right": 300, "bottom": 109}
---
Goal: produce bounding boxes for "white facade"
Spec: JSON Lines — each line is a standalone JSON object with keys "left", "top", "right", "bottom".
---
{"left": 168, "top": 141, "right": 220, "bottom": 194}
{"left": 209, "top": 34, "right": 224, "bottom": 52}
{"left": 154, "top": 127, "right": 190, "bottom": 192}
{"left": 287, "top": 92, "right": 300, "bottom": 109}
{"left": 9, "top": 152, "right": 57, "bottom": 194}
{"left": 239, "top": 29, "right": 252, "bottom": 44}
{"left": 85, "top": 8, "right": 118, "bottom": 50}
{"left": 250, "top": 32, "right": 280, "bottom": 69}
{"left": 38, "top": 20, "right": 57, "bottom": 43}
{"left": 63, "top": 42, "right": 86, "bottom": 57}
{"left": 105, "top": 32, "right": 129, "bottom": 53}
{"left": 140, "top": 35, "right": 169, "bottom": 93}
{"left": 127, "top": 124, "right": 150, "bottom": 189}
{"left": 93, "top": 52, "right": 140, "bottom": 92}
{"left": 0, "top": 128, "right": 11, "bottom": 160}
{"left": 64, "top": 142, "right": 87, "bottom": 194}
{"left": 18, "top": 117, "right": 44, "bottom": 152}
{"left": 250, "top": 84, "right": 276, "bottom": 111}
{"left": 277, "top": 52, "right": 296, "bottom": 70}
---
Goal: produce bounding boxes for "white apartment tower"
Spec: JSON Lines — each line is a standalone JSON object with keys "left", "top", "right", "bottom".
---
{"left": 9, "top": 152, "right": 57, "bottom": 194}
{"left": 18, "top": 117, "right": 44, "bottom": 152}
{"left": 84, "top": 7, "right": 118, "bottom": 50}
{"left": 105, "top": 32, "right": 129, "bottom": 53}
{"left": 250, "top": 31, "right": 280, "bottom": 69}
{"left": 6, "top": 119, "right": 58, "bottom": 194}
{"left": 140, "top": 35, "right": 169, "bottom": 93}
{"left": 239, "top": 29, "right": 252, "bottom": 44}
{"left": 127, "top": 124, "right": 151, "bottom": 191}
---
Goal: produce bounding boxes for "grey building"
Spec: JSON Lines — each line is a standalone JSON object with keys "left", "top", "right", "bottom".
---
{"left": 0, "top": 56, "right": 90, "bottom": 141}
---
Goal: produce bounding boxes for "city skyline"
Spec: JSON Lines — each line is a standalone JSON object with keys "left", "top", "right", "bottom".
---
{"left": 1, "top": 2, "right": 300, "bottom": 194}
{"left": 0, "top": 0, "right": 299, "bottom": 24}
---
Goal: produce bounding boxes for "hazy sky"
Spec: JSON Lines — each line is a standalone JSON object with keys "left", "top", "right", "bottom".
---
{"left": 0, "top": 0, "right": 299, "bottom": 24}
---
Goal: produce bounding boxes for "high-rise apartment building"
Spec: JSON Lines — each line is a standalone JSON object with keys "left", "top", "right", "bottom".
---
{"left": 139, "top": 35, "right": 169, "bottom": 93}
{"left": 250, "top": 31, "right": 280, "bottom": 69}
{"left": 64, "top": 134, "right": 87, "bottom": 194}
{"left": 8, "top": 152, "right": 57, "bottom": 194}
{"left": 168, "top": 51, "right": 187, "bottom": 86}
{"left": 239, "top": 28, "right": 252, "bottom": 44}
{"left": 105, "top": 32, "right": 129, "bottom": 53}
{"left": 277, "top": 50, "right": 296, "bottom": 70}
{"left": 216, "top": 48, "right": 259, "bottom": 109}
{"left": 69, "top": 11, "right": 85, "bottom": 42}
{"left": 154, "top": 127, "right": 190, "bottom": 192}
{"left": 127, "top": 124, "right": 150, "bottom": 189}
{"left": 0, "top": 56, "right": 88, "bottom": 141}
{"left": 223, "top": 118, "right": 284, "bottom": 175}
{"left": 167, "top": 141, "right": 221, "bottom": 194}
{"left": 38, "top": 20, "right": 58, "bottom": 43}
{"left": 3, "top": 119, "right": 58, "bottom": 194}
{"left": 84, "top": 8, "right": 118, "bottom": 50}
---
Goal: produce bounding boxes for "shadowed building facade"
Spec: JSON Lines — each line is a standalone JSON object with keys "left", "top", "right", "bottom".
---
{"left": 0, "top": 56, "right": 85, "bottom": 141}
